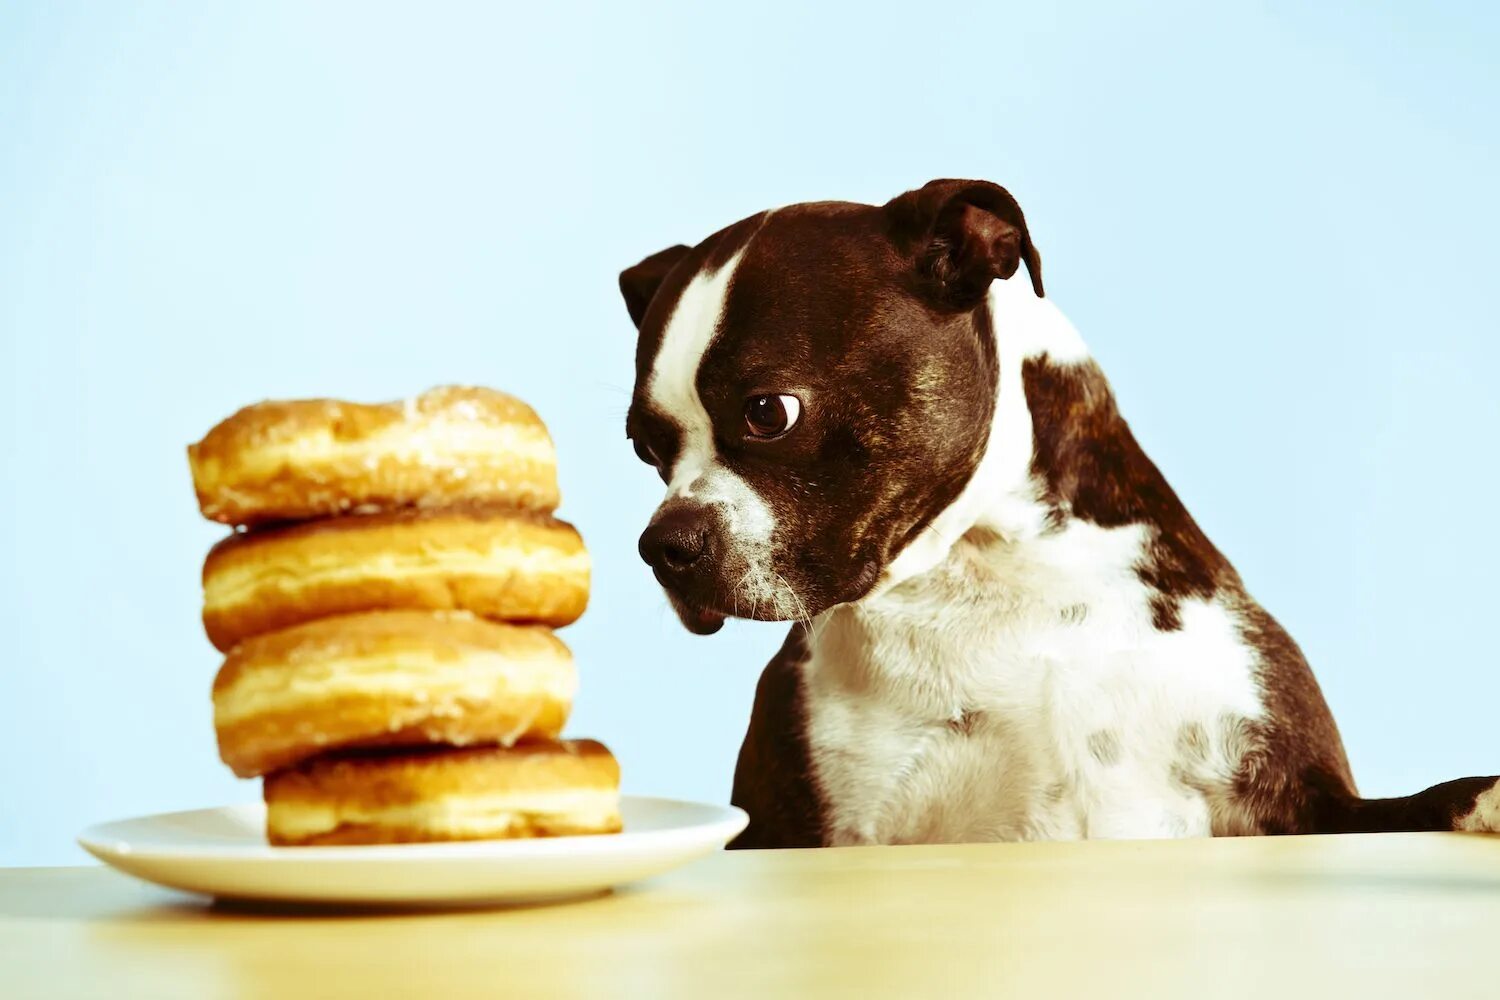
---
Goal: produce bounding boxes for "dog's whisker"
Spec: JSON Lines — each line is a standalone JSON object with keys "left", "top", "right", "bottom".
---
{"left": 732, "top": 567, "right": 758, "bottom": 621}
{"left": 775, "top": 571, "right": 814, "bottom": 633}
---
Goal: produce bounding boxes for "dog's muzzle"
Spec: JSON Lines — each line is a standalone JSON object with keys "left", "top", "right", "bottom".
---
{"left": 638, "top": 502, "right": 728, "bottom": 634}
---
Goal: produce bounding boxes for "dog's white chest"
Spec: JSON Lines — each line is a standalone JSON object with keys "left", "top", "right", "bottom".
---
{"left": 801, "top": 522, "right": 1266, "bottom": 845}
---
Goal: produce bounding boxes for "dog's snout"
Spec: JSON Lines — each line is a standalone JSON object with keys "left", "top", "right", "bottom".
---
{"left": 659, "top": 530, "right": 707, "bottom": 571}
{"left": 639, "top": 506, "right": 715, "bottom": 576}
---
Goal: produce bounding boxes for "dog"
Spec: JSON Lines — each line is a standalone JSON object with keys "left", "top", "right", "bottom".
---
{"left": 619, "top": 178, "right": 1499, "bottom": 847}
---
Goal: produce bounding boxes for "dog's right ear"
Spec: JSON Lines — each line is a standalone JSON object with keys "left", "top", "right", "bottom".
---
{"left": 619, "top": 245, "right": 692, "bottom": 329}
{"left": 884, "top": 179, "right": 1043, "bottom": 309}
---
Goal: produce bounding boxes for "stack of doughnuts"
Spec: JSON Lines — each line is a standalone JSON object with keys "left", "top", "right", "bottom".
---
{"left": 187, "top": 386, "right": 622, "bottom": 846}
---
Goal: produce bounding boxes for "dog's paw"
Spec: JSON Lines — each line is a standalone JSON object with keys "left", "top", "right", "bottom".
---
{"left": 1455, "top": 779, "right": 1500, "bottom": 833}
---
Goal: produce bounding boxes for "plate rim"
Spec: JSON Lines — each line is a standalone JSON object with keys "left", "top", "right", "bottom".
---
{"left": 78, "top": 794, "right": 748, "bottom": 862}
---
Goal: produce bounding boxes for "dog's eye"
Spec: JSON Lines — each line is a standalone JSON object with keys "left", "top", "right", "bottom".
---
{"left": 632, "top": 437, "right": 660, "bottom": 469}
{"left": 744, "top": 394, "right": 802, "bottom": 439}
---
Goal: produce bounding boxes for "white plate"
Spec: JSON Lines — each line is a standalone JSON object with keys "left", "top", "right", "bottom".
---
{"left": 79, "top": 796, "right": 747, "bottom": 907}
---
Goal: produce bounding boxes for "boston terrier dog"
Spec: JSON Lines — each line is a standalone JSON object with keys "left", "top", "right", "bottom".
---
{"left": 620, "top": 179, "right": 1499, "bottom": 847}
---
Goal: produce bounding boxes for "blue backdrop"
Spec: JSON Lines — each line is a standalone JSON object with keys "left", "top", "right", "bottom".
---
{"left": 3, "top": 2, "right": 1497, "bottom": 864}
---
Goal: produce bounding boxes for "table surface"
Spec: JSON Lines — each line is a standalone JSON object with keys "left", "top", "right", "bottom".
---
{"left": 3, "top": 832, "right": 1498, "bottom": 999}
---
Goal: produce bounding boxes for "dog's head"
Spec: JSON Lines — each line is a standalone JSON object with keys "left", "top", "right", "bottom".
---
{"left": 621, "top": 179, "right": 1043, "bottom": 634}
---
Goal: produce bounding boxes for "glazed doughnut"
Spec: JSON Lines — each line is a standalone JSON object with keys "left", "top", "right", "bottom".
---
{"left": 201, "top": 506, "right": 589, "bottom": 651}
{"left": 263, "top": 741, "right": 623, "bottom": 846}
{"left": 188, "top": 385, "right": 561, "bottom": 527}
{"left": 213, "top": 610, "right": 575, "bottom": 778}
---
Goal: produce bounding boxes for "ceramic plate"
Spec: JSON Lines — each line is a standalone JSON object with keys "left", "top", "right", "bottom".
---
{"left": 79, "top": 796, "right": 747, "bottom": 907}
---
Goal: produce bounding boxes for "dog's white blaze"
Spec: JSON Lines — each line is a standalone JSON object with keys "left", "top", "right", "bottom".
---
{"left": 645, "top": 249, "right": 785, "bottom": 612}
{"left": 803, "top": 282, "right": 1269, "bottom": 844}
{"left": 646, "top": 250, "right": 740, "bottom": 495}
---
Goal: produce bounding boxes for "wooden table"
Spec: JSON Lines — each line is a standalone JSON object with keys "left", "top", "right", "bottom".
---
{"left": 3, "top": 833, "right": 1497, "bottom": 998}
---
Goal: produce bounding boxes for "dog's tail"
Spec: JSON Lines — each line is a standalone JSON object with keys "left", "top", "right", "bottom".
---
{"left": 1298, "top": 773, "right": 1500, "bottom": 834}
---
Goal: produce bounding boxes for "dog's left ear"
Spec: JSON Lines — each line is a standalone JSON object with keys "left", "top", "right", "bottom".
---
{"left": 619, "top": 244, "right": 692, "bottom": 329}
{"left": 884, "top": 179, "right": 1043, "bottom": 308}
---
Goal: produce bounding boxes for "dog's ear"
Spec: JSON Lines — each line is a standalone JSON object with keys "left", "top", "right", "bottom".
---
{"left": 884, "top": 179, "right": 1043, "bottom": 308}
{"left": 619, "top": 244, "right": 692, "bottom": 329}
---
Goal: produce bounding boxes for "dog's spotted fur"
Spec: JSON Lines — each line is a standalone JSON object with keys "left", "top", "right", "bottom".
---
{"left": 621, "top": 179, "right": 1500, "bottom": 846}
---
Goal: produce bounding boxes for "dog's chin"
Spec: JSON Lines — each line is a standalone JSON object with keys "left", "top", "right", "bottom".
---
{"left": 666, "top": 593, "right": 727, "bottom": 635}
{"left": 661, "top": 559, "right": 883, "bottom": 636}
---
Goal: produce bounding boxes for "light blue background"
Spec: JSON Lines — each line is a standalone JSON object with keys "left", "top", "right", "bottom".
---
{"left": 3, "top": 3, "right": 1497, "bottom": 865}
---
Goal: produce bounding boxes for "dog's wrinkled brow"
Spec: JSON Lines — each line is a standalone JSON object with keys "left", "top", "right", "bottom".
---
{"left": 626, "top": 405, "right": 682, "bottom": 460}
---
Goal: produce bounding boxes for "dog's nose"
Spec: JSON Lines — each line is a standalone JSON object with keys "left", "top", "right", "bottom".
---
{"left": 639, "top": 505, "right": 713, "bottom": 575}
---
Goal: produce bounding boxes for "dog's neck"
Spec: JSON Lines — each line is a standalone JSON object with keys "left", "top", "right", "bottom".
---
{"left": 867, "top": 275, "right": 1096, "bottom": 599}
{"left": 835, "top": 275, "right": 1229, "bottom": 690}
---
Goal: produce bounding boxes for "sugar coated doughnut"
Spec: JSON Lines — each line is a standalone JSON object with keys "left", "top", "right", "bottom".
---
{"left": 263, "top": 741, "right": 623, "bottom": 846}
{"left": 202, "top": 506, "right": 589, "bottom": 651}
{"left": 213, "top": 610, "right": 575, "bottom": 778}
{"left": 188, "top": 385, "right": 561, "bottom": 527}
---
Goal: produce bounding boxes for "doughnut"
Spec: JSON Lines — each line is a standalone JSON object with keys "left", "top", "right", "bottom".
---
{"left": 213, "top": 610, "right": 575, "bottom": 778}
{"left": 263, "top": 741, "right": 623, "bottom": 846}
{"left": 201, "top": 506, "right": 590, "bottom": 651}
{"left": 188, "top": 385, "right": 561, "bottom": 527}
